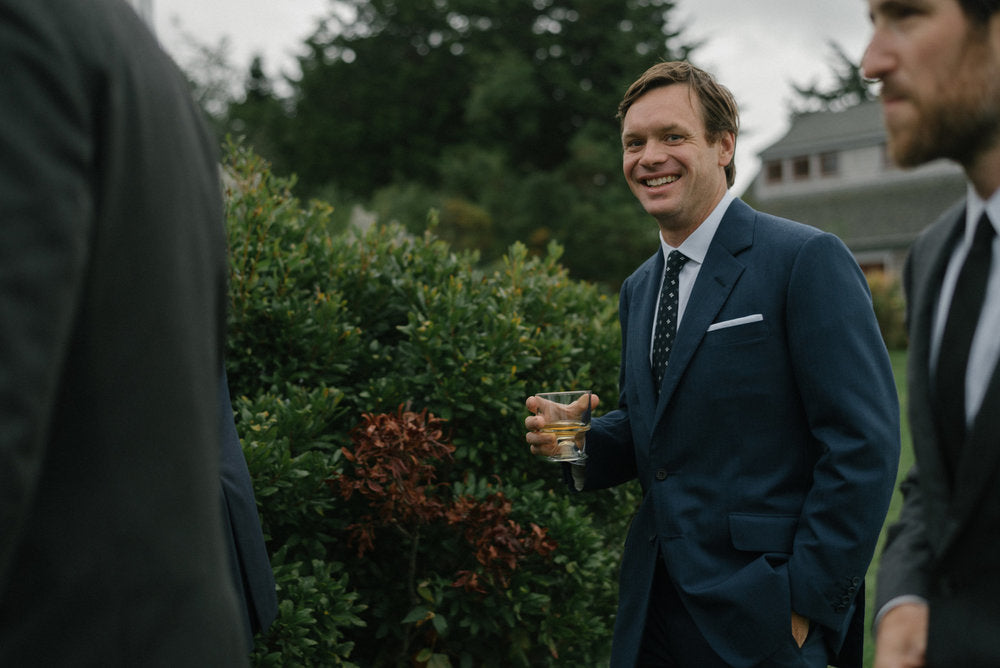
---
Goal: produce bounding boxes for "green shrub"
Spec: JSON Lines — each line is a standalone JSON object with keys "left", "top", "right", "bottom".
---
{"left": 867, "top": 270, "right": 908, "bottom": 350}
{"left": 325, "top": 408, "right": 616, "bottom": 666}
{"left": 222, "top": 142, "right": 632, "bottom": 665}
{"left": 253, "top": 554, "right": 366, "bottom": 667}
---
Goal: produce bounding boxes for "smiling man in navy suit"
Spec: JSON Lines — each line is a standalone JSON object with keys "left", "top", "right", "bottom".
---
{"left": 526, "top": 62, "right": 900, "bottom": 667}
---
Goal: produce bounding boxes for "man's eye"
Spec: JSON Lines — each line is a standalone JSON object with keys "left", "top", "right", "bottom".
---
{"left": 881, "top": 2, "right": 923, "bottom": 21}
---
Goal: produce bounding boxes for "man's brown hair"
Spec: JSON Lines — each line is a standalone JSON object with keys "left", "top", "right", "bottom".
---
{"left": 960, "top": 0, "right": 1000, "bottom": 23}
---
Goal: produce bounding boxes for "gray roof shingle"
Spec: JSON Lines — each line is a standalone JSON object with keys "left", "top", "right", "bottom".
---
{"left": 759, "top": 101, "right": 887, "bottom": 160}
{"left": 747, "top": 174, "right": 966, "bottom": 250}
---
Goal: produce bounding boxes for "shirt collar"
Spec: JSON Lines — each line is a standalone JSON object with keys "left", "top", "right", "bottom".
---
{"left": 659, "top": 189, "right": 735, "bottom": 265}
{"left": 965, "top": 183, "right": 1000, "bottom": 239}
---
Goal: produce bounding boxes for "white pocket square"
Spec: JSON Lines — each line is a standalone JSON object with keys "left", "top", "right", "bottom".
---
{"left": 707, "top": 314, "right": 764, "bottom": 332}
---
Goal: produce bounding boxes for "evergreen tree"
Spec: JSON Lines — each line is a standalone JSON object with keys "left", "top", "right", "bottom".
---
{"left": 791, "top": 40, "right": 877, "bottom": 114}
{"left": 234, "top": 0, "right": 692, "bottom": 198}
{"left": 223, "top": 0, "right": 698, "bottom": 287}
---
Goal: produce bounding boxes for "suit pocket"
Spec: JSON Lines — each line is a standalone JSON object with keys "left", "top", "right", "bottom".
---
{"left": 729, "top": 513, "right": 797, "bottom": 554}
{"left": 703, "top": 318, "right": 767, "bottom": 346}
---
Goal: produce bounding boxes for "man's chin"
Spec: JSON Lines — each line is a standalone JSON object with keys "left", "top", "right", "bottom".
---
{"left": 882, "top": 106, "right": 926, "bottom": 166}
{"left": 886, "top": 133, "right": 933, "bottom": 170}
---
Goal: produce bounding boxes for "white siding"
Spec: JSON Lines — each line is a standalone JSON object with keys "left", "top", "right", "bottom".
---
{"left": 753, "top": 146, "right": 962, "bottom": 200}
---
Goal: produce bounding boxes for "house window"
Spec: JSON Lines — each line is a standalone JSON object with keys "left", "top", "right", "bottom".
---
{"left": 820, "top": 151, "right": 839, "bottom": 176}
{"left": 766, "top": 160, "right": 783, "bottom": 183}
{"left": 793, "top": 156, "right": 810, "bottom": 180}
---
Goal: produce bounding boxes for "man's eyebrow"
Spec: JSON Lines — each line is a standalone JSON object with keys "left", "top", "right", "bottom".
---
{"left": 871, "top": 0, "right": 929, "bottom": 17}
{"left": 623, "top": 122, "right": 687, "bottom": 136}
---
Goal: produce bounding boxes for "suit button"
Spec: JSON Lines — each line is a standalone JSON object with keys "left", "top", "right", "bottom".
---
{"left": 655, "top": 469, "right": 668, "bottom": 481}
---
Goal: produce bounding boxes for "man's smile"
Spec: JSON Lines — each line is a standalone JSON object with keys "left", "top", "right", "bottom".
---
{"left": 642, "top": 175, "right": 679, "bottom": 187}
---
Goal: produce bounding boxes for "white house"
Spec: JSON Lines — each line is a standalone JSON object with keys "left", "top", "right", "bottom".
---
{"left": 746, "top": 101, "right": 966, "bottom": 275}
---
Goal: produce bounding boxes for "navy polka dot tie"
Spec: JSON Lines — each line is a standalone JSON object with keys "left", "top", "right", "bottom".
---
{"left": 652, "top": 250, "right": 688, "bottom": 388}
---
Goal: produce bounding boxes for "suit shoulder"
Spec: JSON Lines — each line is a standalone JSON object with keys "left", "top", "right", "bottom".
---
{"left": 911, "top": 200, "right": 965, "bottom": 257}
{"left": 721, "top": 202, "right": 861, "bottom": 281}
{"left": 620, "top": 250, "right": 661, "bottom": 289}
{"left": 733, "top": 200, "right": 836, "bottom": 253}
{"left": 5, "top": 0, "right": 142, "bottom": 54}
{"left": 750, "top": 207, "right": 826, "bottom": 243}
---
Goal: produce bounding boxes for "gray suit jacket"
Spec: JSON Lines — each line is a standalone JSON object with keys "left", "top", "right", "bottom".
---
{"left": 876, "top": 202, "right": 1000, "bottom": 667}
{"left": 0, "top": 0, "right": 246, "bottom": 663}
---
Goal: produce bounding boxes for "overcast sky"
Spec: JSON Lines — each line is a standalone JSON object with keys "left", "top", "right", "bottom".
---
{"left": 150, "top": 0, "right": 874, "bottom": 195}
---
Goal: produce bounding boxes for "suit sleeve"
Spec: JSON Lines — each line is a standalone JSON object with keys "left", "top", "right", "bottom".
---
{"left": 572, "top": 277, "right": 638, "bottom": 491}
{"left": 218, "top": 368, "right": 278, "bottom": 642}
{"left": 783, "top": 233, "right": 901, "bottom": 632}
{"left": 875, "top": 248, "right": 933, "bottom": 608}
{"left": 874, "top": 465, "right": 932, "bottom": 607}
{"left": 0, "top": 7, "right": 94, "bottom": 585}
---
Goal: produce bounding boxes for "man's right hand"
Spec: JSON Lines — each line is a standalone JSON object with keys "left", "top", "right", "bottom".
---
{"left": 524, "top": 393, "right": 599, "bottom": 458}
{"left": 524, "top": 395, "right": 557, "bottom": 457}
{"left": 874, "top": 601, "right": 929, "bottom": 668}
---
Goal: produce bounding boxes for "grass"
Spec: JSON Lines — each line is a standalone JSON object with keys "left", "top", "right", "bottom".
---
{"left": 861, "top": 349, "right": 914, "bottom": 667}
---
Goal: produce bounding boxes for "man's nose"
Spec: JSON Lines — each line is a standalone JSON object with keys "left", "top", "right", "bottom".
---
{"left": 639, "top": 139, "right": 670, "bottom": 167}
{"left": 860, "top": 32, "right": 893, "bottom": 83}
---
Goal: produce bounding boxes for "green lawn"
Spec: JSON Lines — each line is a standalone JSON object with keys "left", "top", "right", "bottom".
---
{"left": 862, "top": 349, "right": 914, "bottom": 667}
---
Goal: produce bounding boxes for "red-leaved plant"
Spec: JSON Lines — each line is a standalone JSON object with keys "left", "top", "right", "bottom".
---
{"left": 329, "top": 406, "right": 556, "bottom": 593}
{"left": 328, "top": 406, "right": 558, "bottom": 662}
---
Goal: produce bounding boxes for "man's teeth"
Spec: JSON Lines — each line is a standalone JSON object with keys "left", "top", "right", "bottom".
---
{"left": 645, "top": 176, "right": 678, "bottom": 187}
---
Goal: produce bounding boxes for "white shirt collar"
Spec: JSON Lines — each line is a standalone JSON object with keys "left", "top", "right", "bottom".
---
{"left": 659, "top": 190, "right": 735, "bottom": 265}
{"left": 964, "top": 183, "right": 1000, "bottom": 238}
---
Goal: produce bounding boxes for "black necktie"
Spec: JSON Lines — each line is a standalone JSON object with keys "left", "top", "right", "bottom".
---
{"left": 935, "top": 213, "right": 995, "bottom": 473}
{"left": 652, "top": 250, "right": 688, "bottom": 388}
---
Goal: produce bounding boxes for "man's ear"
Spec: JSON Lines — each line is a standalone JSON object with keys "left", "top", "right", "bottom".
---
{"left": 716, "top": 131, "right": 736, "bottom": 168}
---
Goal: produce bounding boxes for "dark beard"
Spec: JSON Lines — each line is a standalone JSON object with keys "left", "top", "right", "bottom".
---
{"left": 890, "top": 32, "right": 1000, "bottom": 169}
{"left": 893, "top": 97, "right": 1000, "bottom": 168}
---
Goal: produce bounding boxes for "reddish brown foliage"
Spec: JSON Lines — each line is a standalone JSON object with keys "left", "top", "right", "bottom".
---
{"left": 446, "top": 492, "right": 557, "bottom": 593}
{"left": 328, "top": 406, "right": 556, "bottom": 594}
{"left": 329, "top": 407, "right": 453, "bottom": 554}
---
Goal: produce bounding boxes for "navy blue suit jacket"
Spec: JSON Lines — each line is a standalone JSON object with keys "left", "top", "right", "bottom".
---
{"left": 219, "top": 370, "right": 278, "bottom": 650}
{"left": 579, "top": 199, "right": 900, "bottom": 667}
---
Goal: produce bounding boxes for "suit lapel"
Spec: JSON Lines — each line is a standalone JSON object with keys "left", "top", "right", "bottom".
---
{"left": 952, "top": 359, "right": 1000, "bottom": 523}
{"left": 626, "top": 252, "right": 664, "bottom": 429}
{"left": 947, "top": 205, "right": 1000, "bottom": 527}
{"left": 905, "top": 205, "right": 997, "bottom": 551}
{"left": 906, "top": 210, "right": 963, "bottom": 512}
{"left": 652, "top": 201, "right": 752, "bottom": 427}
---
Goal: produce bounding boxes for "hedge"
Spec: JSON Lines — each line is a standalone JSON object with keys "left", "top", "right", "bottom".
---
{"left": 222, "top": 142, "right": 637, "bottom": 666}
